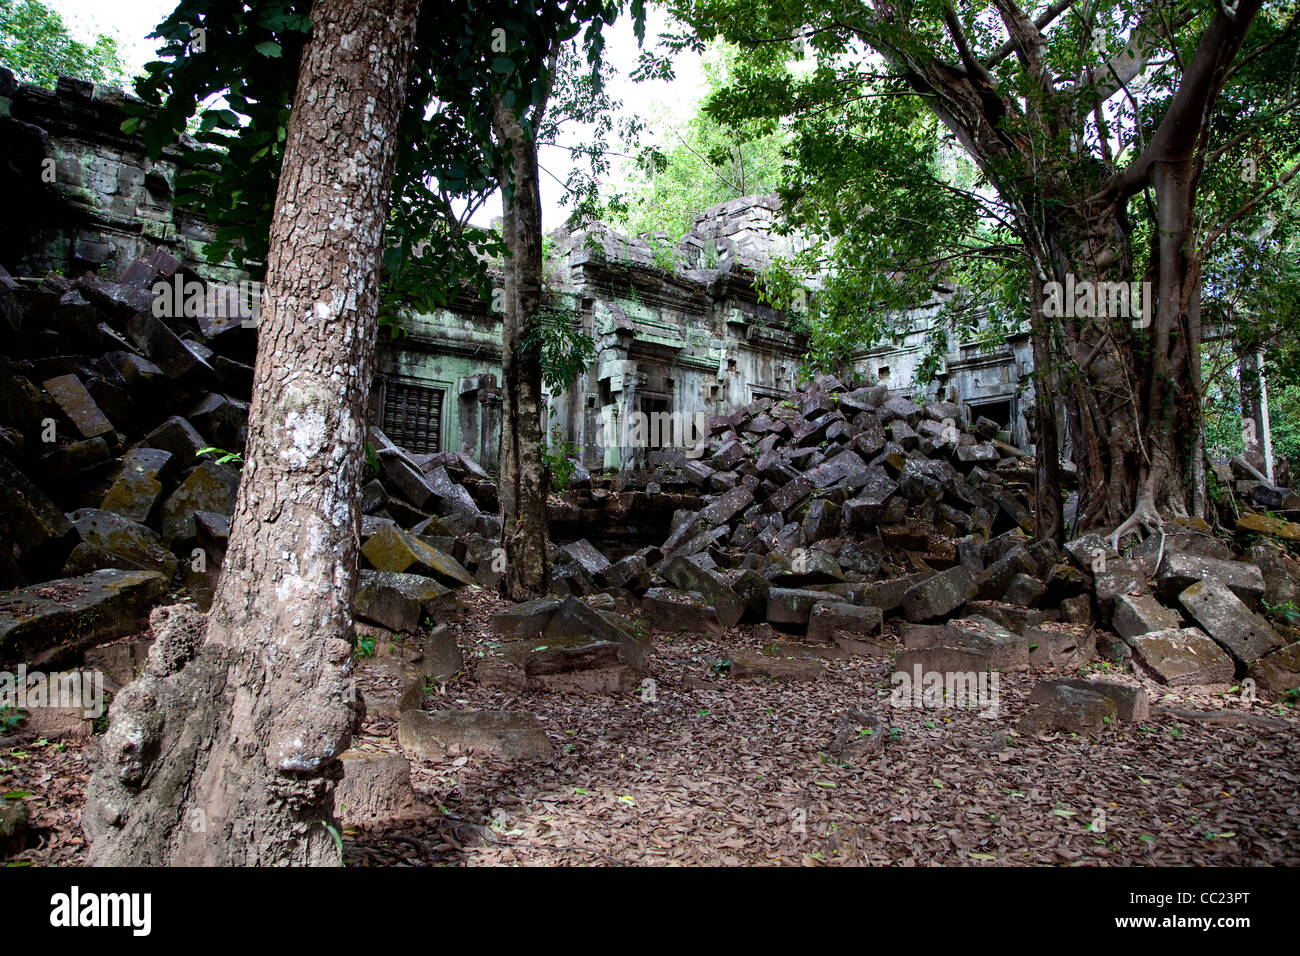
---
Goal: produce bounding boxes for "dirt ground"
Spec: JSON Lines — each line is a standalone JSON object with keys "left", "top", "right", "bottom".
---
{"left": 4, "top": 586, "right": 1299, "bottom": 867}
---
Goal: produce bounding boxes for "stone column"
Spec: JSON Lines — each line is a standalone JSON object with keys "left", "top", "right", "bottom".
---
{"left": 1240, "top": 346, "right": 1274, "bottom": 484}
{"left": 603, "top": 404, "right": 622, "bottom": 471}
{"left": 479, "top": 386, "right": 501, "bottom": 473}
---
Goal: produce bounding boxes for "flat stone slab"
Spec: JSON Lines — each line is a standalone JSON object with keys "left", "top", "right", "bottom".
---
{"left": 1156, "top": 550, "right": 1264, "bottom": 604}
{"left": 68, "top": 508, "right": 179, "bottom": 580}
{"left": 1177, "top": 579, "right": 1283, "bottom": 664}
{"left": 857, "top": 573, "right": 932, "bottom": 612}
{"left": 661, "top": 556, "right": 746, "bottom": 626}
{"left": 729, "top": 648, "right": 824, "bottom": 681}
{"left": 361, "top": 523, "right": 475, "bottom": 587}
{"left": 355, "top": 570, "right": 456, "bottom": 633}
{"left": 1248, "top": 642, "right": 1300, "bottom": 697}
{"left": 807, "top": 602, "right": 882, "bottom": 644}
{"left": 0, "top": 569, "right": 168, "bottom": 668}
{"left": 698, "top": 484, "right": 754, "bottom": 526}
{"left": 1029, "top": 678, "right": 1149, "bottom": 722}
{"left": 947, "top": 615, "right": 1029, "bottom": 671}
{"left": 355, "top": 651, "right": 425, "bottom": 721}
{"left": 641, "top": 587, "right": 722, "bottom": 634}
{"left": 100, "top": 469, "right": 164, "bottom": 525}
{"left": 490, "top": 598, "right": 565, "bottom": 639}
{"left": 1112, "top": 593, "right": 1182, "bottom": 640}
{"left": 806, "top": 449, "right": 867, "bottom": 489}
{"left": 902, "top": 562, "right": 979, "bottom": 622}
{"left": 1236, "top": 512, "right": 1300, "bottom": 542}
{"left": 894, "top": 645, "right": 993, "bottom": 675}
{"left": 1017, "top": 685, "right": 1116, "bottom": 738}
{"left": 398, "top": 709, "right": 553, "bottom": 761}
{"left": 479, "top": 603, "right": 648, "bottom": 694}
{"left": 765, "top": 587, "right": 838, "bottom": 625}
{"left": 1092, "top": 557, "right": 1148, "bottom": 619}
{"left": 1125, "top": 626, "right": 1235, "bottom": 685}
{"left": 160, "top": 460, "right": 239, "bottom": 544}
{"left": 43, "top": 373, "right": 115, "bottom": 440}
{"left": 1024, "top": 625, "right": 1096, "bottom": 670}
{"left": 561, "top": 538, "right": 611, "bottom": 577}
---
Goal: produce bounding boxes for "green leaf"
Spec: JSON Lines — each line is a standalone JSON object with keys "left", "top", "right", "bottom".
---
{"left": 491, "top": 56, "right": 514, "bottom": 74}
{"left": 254, "top": 41, "right": 283, "bottom": 58}
{"left": 322, "top": 820, "right": 343, "bottom": 856}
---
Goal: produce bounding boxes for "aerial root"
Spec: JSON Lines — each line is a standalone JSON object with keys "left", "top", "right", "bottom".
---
{"left": 1107, "top": 497, "right": 1166, "bottom": 564}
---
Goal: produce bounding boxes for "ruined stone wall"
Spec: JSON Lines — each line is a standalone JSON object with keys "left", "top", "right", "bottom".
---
{"left": 381, "top": 196, "right": 1035, "bottom": 468}
{"left": 0, "top": 73, "right": 1033, "bottom": 467}
{"left": 851, "top": 305, "right": 1034, "bottom": 446}
{"left": 0, "top": 71, "right": 243, "bottom": 285}
{"left": 376, "top": 211, "right": 809, "bottom": 470}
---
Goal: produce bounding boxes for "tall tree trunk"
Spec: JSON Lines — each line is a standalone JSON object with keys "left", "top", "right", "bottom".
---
{"left": 877, "top": 0, "right": 1260, "bottom": 545}
{"left": 491, "top": 97, "right": 551, "bottom": 601}
{"left": 1026, "top": 273, "right": 1063, "bottom": 543}
{"left": 83, "top": 0, "right": 420, "bottom": 865}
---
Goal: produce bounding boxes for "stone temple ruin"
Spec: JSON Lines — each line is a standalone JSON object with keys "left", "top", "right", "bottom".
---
{"left": 4, "top": 74, "right": 1300, "bottom": 856}
{"left": 0, "top": 72, "right": 1034, "bottom": 476}
{"left": 388, "top": 195, "right": 1037, "bottom": 474}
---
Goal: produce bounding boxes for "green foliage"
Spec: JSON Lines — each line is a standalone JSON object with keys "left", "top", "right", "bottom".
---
{"left": 648, "top": 236, "right": 682, "bottom": 272}
{"left": 0, "top": 703, "right": 23, "bottom": 732}
{"left": 523, "top": 305, "right": 597, "bottom": 393}
{"left": 119, "top": 1, "right": 313, "bottom": 273}
{"left": 1203, "top": 367, "right": 1300, "bottom": 475}
{"left": 542, "top": 426, "right": 580, "bottom": 492}
{"left": 353, "top": 634, "right": 374, "bottom": 660}
{"left": 117, "top": 0, "right": 639, "bottom": 309}
{"left": 0, "top": 0, "right": 128, "bottom": 88}
{"left": 1261, "top": 598, "right": 1300, "bottom": 626}
{"left": 196, "top": 445, "right": 244, "bottom": 469}
{"left": 321, "top": 819, "right": 343, "bottom": 858}
{"left": 665, "top": 0, "right": 1300, "bottom": 395}
{"left": 611, "top": 43, "right": 789, "bottom": 239}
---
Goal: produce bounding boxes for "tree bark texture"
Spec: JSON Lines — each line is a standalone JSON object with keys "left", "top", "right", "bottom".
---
{"left": 492, "top": 95, "right": 552, "bottom": 601}
{"left": 83, "top": 0, "right": 420, "bottom": 865}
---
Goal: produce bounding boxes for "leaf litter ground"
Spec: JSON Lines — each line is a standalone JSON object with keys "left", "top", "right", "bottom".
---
{"left": 3, "top": 586, "right": 1298, "bottom": 866}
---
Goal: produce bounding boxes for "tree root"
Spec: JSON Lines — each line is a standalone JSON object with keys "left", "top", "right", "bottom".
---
{"left": 1107, "top": 496, "right": 1165, "bottom": 558}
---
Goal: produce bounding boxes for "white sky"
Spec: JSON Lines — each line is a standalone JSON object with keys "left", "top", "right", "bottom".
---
{"left": 47, "top": 0, "right": 704, "bottom": 230}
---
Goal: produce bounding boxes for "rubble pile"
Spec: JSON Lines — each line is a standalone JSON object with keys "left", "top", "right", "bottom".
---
{"left": 1, "top": 251, "right": 257, "bottom": 667}
{"left": 2, "top": 253, "right": 1299, "bottom": 725}
{"left": 0, "top": 254, "right": 507, "bottom": 674}
{"left": 533, "top": 372, "right": 1300, "bottom": 706}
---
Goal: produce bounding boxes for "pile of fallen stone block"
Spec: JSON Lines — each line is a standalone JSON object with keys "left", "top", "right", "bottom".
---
{"left": 530, "top": 372, "right": 1300, "bottom": 711}
{"left": 3, "top": 250, "right": 1299, "bottom": 749}
{"left": 0, "top": 254, "right": 504, "bottom": 682}
{"left": 1, "top": 251, "right": 255, "bottom": 670}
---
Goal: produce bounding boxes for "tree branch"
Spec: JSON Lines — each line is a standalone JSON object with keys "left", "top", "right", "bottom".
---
{"left": 1107, "top": 0, "right": 1265, "bottom": 199}
{"left": 1199, "top": 159, "right": 1300, "bottom": 257}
